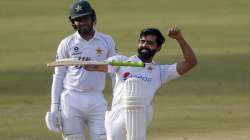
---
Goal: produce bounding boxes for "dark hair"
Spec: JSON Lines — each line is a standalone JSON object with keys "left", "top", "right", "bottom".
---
{"left": 139, "top": 28, "right": 165, "bottom": 47}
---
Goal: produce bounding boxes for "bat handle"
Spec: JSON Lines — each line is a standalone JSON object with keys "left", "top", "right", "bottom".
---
{"left": 110, "top": 60, "right": 145, "bottom": 67}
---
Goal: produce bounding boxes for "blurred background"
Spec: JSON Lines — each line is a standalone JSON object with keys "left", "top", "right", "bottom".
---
{"left": 0, "top": 0, "right": 249, "bottom": 139}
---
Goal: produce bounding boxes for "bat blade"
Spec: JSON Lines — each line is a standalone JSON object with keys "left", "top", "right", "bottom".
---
{"left": 47, "top": 59, "right": 145, "bottom": 67}
{"left": 47, "top": 59, "right": 107, "bottom": 67}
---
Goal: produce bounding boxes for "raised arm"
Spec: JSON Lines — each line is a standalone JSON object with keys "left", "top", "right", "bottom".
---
{"left": 168, "top": 27, "right": 197, "bottom": 75}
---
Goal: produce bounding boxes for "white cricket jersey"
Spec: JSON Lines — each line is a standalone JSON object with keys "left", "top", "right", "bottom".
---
{"left": 107, "top": 55, "right": 180, "bottom": 108}
{"left": 54, "top": 31, "right": 117, "bottom": 93}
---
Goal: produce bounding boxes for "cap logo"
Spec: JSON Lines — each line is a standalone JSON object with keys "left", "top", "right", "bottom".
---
{"left": 75, "top": 4, "right": 83, "bottom": 12}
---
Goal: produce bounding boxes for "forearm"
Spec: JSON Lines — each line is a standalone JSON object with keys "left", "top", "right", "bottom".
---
{"left": 51, "top": 74, "right": 63, "bottom": 104}
{"left": 84, "top": 64, "right": 108, "bottom": 72}
{"left": 168, "top": 27, "right": 197, "bottom": 75}
{"left": 51, "top": 67, "right": 66, "bottom": 107}
{"left": 176, "top": 37, "right": 197, "bottom": 75}
{"left": 177, "top": 37, "right": 197, "bottom": 66}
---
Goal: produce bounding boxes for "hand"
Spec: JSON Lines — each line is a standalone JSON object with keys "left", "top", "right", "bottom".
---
{"left": 168, "top": 26, "right": 183, "bottom": 40}
{"left": 45, "top": 104, "right": 62, "bottom": 132}
{"left": 84, "top": 64, "right": 108, "bottom": 72}
{"left": 83, "top": 64, "right": 98, "bottom": 71}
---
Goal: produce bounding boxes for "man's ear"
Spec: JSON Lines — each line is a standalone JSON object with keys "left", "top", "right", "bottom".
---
{"left": 156, "top": 47, "right": 161, "bottom": 53}
{"left": 72, "top": 24, "right": 77, "bottom": 30}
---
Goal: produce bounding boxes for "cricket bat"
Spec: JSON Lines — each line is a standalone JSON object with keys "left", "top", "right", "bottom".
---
{"left": 47, "top": 58, "right": 145, "bottom": 67}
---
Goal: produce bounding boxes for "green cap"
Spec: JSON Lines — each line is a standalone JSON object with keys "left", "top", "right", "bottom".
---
{"left": 69, "top": 0, "right": 94, "bottom": 20}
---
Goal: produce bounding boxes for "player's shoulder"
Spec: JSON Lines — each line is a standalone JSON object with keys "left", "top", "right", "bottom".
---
{"left": 159, "top": 63, "right": 177, "bottom": 67}
{"left": 61, "top": 32, "right": 77, "bottom": 42}
{"left": 96, "top": 32, "right": 113, "bottom": 39}
{"left": 158, "top": 63, "right": 178, "bottom": 71}
{"left": 96, "top": 32, "right": 114, "bottom": 42}
{"left": 59, "top": 32, "right": 77, "bottom": 46}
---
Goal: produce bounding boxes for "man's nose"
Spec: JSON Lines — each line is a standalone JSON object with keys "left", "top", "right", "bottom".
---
{"left": 141, "top": 42, "right": 148, "bottom": 47}
{"left": 79, "top": 20, "right": 87, "bottom": 25}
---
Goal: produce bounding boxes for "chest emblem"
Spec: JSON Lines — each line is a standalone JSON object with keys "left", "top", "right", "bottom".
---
{"left": 122, "top": 72, "right": 131, "bottom": 80}
{"left": 96, "top": 47, "right": 103, "bottom": 56}
{"left": 74, "top": 47, "right": 79, "bottom": 52}
{"left": 71, "top": 46, "right": 82, "bottom": 55}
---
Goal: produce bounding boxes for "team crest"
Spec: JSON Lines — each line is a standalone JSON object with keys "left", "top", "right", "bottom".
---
{"left": 96, "top": 47, "right": 103, "bottom": 56}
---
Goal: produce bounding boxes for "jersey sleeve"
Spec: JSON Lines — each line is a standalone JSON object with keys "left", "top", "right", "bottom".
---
{"left": 160, "top": 63, "right": 180, "bottom": 85}
{"left": 51, "top": 40, "right": 68, "bottom": 105}
{"left": 56, "top": 39, "right": 69, "bottom": 60}
{"left": 107, "top": 55, "right": 129, "bottom": 74}
{"left": 107, "top": 36, "right": 118, "bottom": 57}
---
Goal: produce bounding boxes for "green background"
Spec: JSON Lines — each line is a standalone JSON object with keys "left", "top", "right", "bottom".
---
{"left": 0, "top": 0, "right": 249, "bottom": 139}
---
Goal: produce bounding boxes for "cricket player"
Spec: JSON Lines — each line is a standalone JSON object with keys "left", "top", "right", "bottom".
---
{"left": 84, "top": 27, "right": 197, "bottom": 140}
{"left": 45, "top": 0, "right": 117, "bottom": 140}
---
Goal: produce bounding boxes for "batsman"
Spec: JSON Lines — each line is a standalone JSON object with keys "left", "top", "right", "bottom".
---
{"left": 84, "top": 27, "right": 198, "bottom": 140}
{"left": 45, "top": 0, "right": 117, "bottom": 140}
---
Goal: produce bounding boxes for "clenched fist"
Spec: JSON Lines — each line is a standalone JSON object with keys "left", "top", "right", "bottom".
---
{"left": 168, "top": 27, "right": 183, "bottom": 40}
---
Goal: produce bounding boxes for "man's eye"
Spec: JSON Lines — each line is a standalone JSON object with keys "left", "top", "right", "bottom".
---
{"left": 147, "top": 41, "right": 154, "bottom": 45}
{"left": 140, "top": 40, "right": 146, "bottom": 43}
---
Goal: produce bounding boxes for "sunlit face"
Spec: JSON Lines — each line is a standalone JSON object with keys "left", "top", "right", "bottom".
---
{"left": 137, "top": 35, "right": 161, "bottom": 62}
{"left": 73, "top": 15, "right": 94, "bottom": 35}
{"left": 138, "top": 35, "right": 159, "bottom": 51}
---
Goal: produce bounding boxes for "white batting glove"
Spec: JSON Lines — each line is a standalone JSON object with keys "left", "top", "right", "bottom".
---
{"left": 45, "top": 103, "right": 62, "bottom": 132}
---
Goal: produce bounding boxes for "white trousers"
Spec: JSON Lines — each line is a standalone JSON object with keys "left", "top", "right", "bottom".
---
{"left": 105, "top": 105, "right": 153, "bottom": 140}
{"left": 61, "top": 89, "right": 107, "bottom": 140}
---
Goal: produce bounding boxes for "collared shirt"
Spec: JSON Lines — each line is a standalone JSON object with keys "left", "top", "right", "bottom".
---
{"left": 54, "top": 31, "right": 117, "bottom": 92}
{"left": 107, "top": 55, "right": 180, "bottom": 108}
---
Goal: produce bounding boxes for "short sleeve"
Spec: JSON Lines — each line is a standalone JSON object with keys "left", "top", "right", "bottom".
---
{"left": 107, "top": 37, "right": 118, "bottom": 57}
{"left": 54, "top": 40, "right": 68, "bottom": 75}
{"left": 160, "top": 63, "right": 180, "bottom": 84}
{"left": 56, "top": 40, "right": 68, "bottom": 60}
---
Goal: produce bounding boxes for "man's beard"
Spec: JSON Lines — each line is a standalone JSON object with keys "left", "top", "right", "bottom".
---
{"left": 137, "top": 47, "right": 156, "bottom": 62}
{"left": 78, "top": 26, "right": 93, "bottom": 35}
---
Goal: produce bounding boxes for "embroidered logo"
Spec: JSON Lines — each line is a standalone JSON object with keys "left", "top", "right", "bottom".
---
{"left": 122, "top": 72, "right": 130, "bottom": 80}
{"left": 96, "top": 47, "right": 103, "bottom": 56}
{"left": 72, "top": 46, "right": 82, "bottom": 55}
{"left": 75, "top": 5, "right": 82, "bottom": 12}
{"left": 74, "top": 47, "right": 79, "bottom": 52}
{"left": 122, "top": 72, "right": 152, "bottom": 82}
